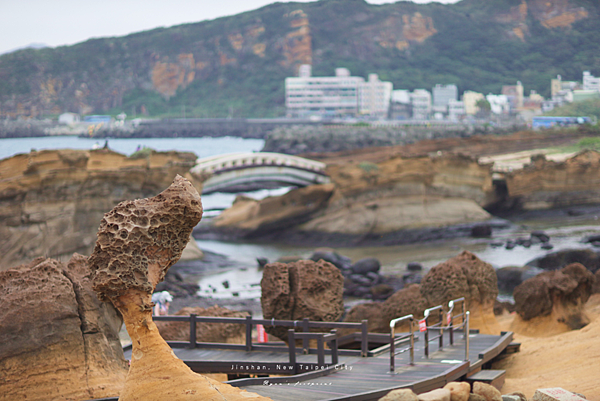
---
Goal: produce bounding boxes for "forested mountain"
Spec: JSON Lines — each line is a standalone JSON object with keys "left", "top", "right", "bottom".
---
{"left": 1, "top": 0, "right": 598, "bottom": 118}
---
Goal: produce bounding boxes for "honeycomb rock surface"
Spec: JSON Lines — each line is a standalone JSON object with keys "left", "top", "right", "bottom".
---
{"left": 261, "top": 259, "right": 344, "bottom": 340}
{"left": 90, "top": 175, "right": 203, "bottom": 301}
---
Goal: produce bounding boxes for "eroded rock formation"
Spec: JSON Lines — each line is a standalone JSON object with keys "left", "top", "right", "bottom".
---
{"left": 0, "top": 148, "right": 199, "bottom": 269}
{"left": 505, "top": 150, "right": 600, "bottom": 210}
{"left": 511, "top": 263, "right": 595, "bottom": 336}
{"left": 344, "top": 251, "right": 500, "bottom": 334}
{"left": 0, "top": 254, "right": 128, "bottom": 401}
{"left": 89, "top": 175, "right": 268, "bottom": 400}
{"left": 207, "top": 153, "right": 494, "bottom": 244}
{"left": 260, "top": 259, "right": 344, "bottom": 340}
{"left": 157, "top": 306, "right": 247, "bottom": 344}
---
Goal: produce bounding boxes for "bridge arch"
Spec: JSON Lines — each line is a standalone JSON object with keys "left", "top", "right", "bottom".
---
{"left": 191, "top": 152, "right": 331, "bottom": 194}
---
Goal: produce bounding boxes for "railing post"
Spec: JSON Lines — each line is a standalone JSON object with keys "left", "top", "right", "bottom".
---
{"left": 424, "top": 316, "right": 429, "bottom": 359}
{"left": 449, "top": 315, "right": 454, "bottom": 345}
{"left": 361, "top": 320, "right": 368, "bottom": 357}
{"left": 288, "top": 329, "right": 296, "bottom": 366}
{"left": 302, "top": 318, "right": 310, "bottom": 354}
{"left": 439, "top": 308, "right": 444, "bottom": 350}
{"left": 465, "top": 311, "right": 470, "bottom": 362}
{"left": 390, "top": 326, "right": 395, "bottom": 372}
{"left": 317, "top": 335, "right": 325, "bottom": 366}
{"left": 409, "top": 318, "right": 414, "bottom": 366}
{"left": 245, "top": 315, "right": 252, "bottom": 352}
{"left": 330, "top": 330, "right": 338, "bottom": 365}
{"left": 189, "top": 314, "right": 197, "bottom": 349}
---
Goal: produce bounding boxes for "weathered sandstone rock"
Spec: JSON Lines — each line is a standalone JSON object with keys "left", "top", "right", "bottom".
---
{"left": 0, "top": 148, "right": 200, "bottom": 269}
{"left": 505, "top": 150, "right": 600, "bottom": 210}
{"left": 0, "top": 254, "right": 128, "bottom": 401}
{"left": 204, "top": 152, "right": 495, "bottom": 244}
{"left": 378, "top": 388, "right": 419, "bottom": 401}
{"left": 511, "top": 263, "right": 595, "bottom": 335}
{"left": 157, "top": 306, "right": 247, "bottom": 344}
{"left": 417, "top": 388, "right": 451, "bottom": 401}
{"left": 420, "top": 251, "right": 500, "bottom": 334}
{"left": 443, "top": 381, "right": 471, "bottom": 401}
{"left": 260, "top": 259, "right": 344, "bottom": 340}
{"left": 345, "top": 251, "right": 500, "bottom": 334}
{"left": 89, "top": 175, "right": 269, "bottom": 400}
{"left": 473, "top": 382, "right": 502, "bottom": 401}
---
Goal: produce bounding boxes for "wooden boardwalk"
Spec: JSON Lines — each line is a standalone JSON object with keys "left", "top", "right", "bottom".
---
{"left": 121, "top": 330, "right": 513, "bottom": 401}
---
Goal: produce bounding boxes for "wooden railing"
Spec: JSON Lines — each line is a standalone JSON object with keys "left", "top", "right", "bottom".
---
{"left": 152, "top": 315, "right": 370, "bottom": 359}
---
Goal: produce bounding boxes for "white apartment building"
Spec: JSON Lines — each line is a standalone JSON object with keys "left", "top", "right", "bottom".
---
{"left": 285, "top": 65, "right": 393, "bottom": 119}
{"left": 462, "top": 91, "right": 485, "bottom": 115}
{"left": 486, "top": 94, "right": 510, "bottom": 115}
{"left": 411, "top": 89, "right": 432, "bottom": 120}
{"left": 285, "top": 66, "right": 363, "bottom": 118}
{"left": 448, "top": 99, "right": 465, "bottom": 121}
{"left": 432, "top": 84, "right": 458, "bottom": 114}
{"left": 359, "top": 74, "right": 393, "bottom": 119}
{"left": 582, "top": 71, "right": 600, "bottom": 92}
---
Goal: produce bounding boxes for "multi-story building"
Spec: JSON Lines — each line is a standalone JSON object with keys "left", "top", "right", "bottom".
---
{"left": 285, "top": 65, "right": 392, "bottom": 119}
{"left": 486, "top": 94, "right": 510, "bottom": 115}
{"left": 389, "top": 90, "right": 412, "bottom": 120}
{"left": 285, "top": 65, "right": 364, "bottom": 118}
{"left": 448, "top": 99, "right": 465, "bottom": 121}
{"left": 359, "top": 74, "right": 393, "bottom": 119}
{"left": 501, "top": 81, "right": 524, "bottom": 110}
{"left": 462, "top": 91, "right": 485, "bottom": 115}
{"left": 432, "top": 84, "right": 458, "bottom": 114}
{"left": 411, "top": 89, "right": 432, "bottom": 120}
{"left": 582, "top": 71, "right": 600, "bottom": 92}
{"left": 551, "top": 75, "right": 580, "bottom": 98}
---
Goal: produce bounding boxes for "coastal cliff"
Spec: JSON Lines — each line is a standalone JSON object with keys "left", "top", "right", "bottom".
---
{"left": 1, "top": 0, "right": 598, "bottom": 118}
{"left": 0, "top": 149, "right": 200, "bottom": 269}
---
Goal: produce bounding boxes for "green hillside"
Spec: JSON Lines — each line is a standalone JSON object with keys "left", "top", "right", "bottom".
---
{"left": 0, "top": 0, "right": 599, "bottom": 118}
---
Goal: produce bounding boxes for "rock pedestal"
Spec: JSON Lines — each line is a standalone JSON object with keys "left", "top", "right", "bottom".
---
{"left": 0, "top": 255, "right": 128, "bottom": 401}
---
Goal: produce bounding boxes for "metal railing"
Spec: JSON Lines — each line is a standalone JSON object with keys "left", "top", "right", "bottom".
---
{"left": 447, "top": 297, "right": 470, "bottom": 361}
{"left": 388, "top": 297, "right": 472, "bottom": 372}
{"left": 389, "top": 314, "right": 414, "bottom": 372}
{"left": 423, "top": 305, "right": 444, "bottom": 358}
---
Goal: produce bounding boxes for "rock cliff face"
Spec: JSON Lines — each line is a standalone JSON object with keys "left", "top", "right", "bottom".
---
{"left": 206, "top": 152, "right": 494, "bottom": 244}
{"left": 0, "top": 254, "right": 128, "bottom": 401}
{"left": 505, "top": 150, "right": 600, "bottom": 210}
{"left": 0, "top": 149, "right": 199, "bottom": 269}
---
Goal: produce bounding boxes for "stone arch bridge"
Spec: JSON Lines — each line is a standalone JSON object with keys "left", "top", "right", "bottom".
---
{"left": 191, "top": 152, "right": 330, "bottom": 194}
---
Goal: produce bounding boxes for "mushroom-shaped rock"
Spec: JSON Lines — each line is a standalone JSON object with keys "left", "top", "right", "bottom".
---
{"left": 420, "top": 251, "right": 500, "bottom": 334}
{"left": 89, "top": 176, "right": 270, "bottom": 401}
{"left": 511, "top": 263, "right": 595, "bottom": 335}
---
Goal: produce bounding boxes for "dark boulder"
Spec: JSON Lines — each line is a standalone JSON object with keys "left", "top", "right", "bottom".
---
{"left": 471, "top": 224, "right": 492, "bottom": 238}
{"left": 531, "top": 231, "right": 550, "bottom": 243}
{"left": 496, "top": 265, "right": 544, "bottom": 294}
{"left": 526, "top": 248, "right": 600, "bottom": 273}
{"left": 310, "top": 249, "right": 351, "bottom": 270}
{"left": 407, "top": 262, "right": 423, "bottom": 272}
{"left": 350, "top": 257, "right": 381, "bottom": 275}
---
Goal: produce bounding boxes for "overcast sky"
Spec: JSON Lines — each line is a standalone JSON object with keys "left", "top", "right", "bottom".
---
{"left": 0, "top": 0, "right": 461, "bottom": 55}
